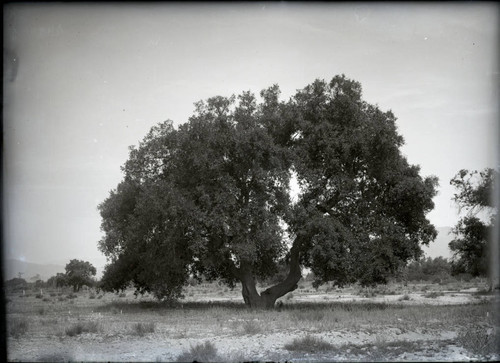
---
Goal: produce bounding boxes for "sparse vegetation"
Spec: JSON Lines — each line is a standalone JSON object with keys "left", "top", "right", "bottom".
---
{"left": 424, "top": 291, "right": 444, "bottom": 298}
{"left": 132, "top": 322, "right": 155, "bottom": 336}
{"left": 398, "top": 294, "right": 411, "bottom": 301}
{"left": 36, "top": 352, "right": 74, "bottom": 362}
{"left": 65, "top": 321, "right": 100, "bottom": 336}
{"left": 5, "top": 280, "right": 497, "bottom": 361}
{"left": 456, "top": 324, "right": 499, "bottom": 358}
{"left": 176, "top": 341, "right": 219, "bottom": 362}
{"left": 284, "top": 335, "right": 334, "bottom": 352}
{"left": 241, "top": 320, "right": 262, "bottom": 335}
{"left": 9, "top": 317, "right": 29, "bottom": 338}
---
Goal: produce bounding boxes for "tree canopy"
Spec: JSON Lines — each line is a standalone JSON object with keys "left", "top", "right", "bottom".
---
{"left": 65, "top": 259, "right": 96, "bottom": 292}
{"left": 449, "top": 168, "right": 498, "bottom": 282}
{"left": 98, "top": 75, "right": 438, "bottom": 308}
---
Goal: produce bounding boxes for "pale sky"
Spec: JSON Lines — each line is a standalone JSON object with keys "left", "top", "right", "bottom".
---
{"left": 3, "top": 3, "right": 499, "bottom": 272}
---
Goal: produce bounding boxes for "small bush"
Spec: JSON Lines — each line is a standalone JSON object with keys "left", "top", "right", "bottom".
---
{"left": 35, "top": 294, "right": 43, "bottom": 299}
{"left": 398, "top": 294, "right": 411, "bottom": 301}
{"left": 132, "top": 322, "right": 155, "bottom": 336}
{"left": 37, "top": 352, "right": 73, "bottom": 362}
{"left": 291, "top": 309, "right": 325, "bottom": 322}
{"left": 424, "top": 291, "right": 444, "bottom": 298}
{"left": 65, "top": 321, "right": 100, "bottom": 336}
{"left": 176, "top": 341, "right": 219, "bottom": 362}
{"left": 89, "top": 293, "right": 96, "bottom": 299}
{"left": 49, "top": 293, "right": 57, "bottom": 297}
{"left": 43, "top": 297, "right": 51, "bottom": 302}
{"left": 38, "top": 307, "right": 46, "bottom": 315}
{"left": 457, "top": 324, "right": 498, "bottom": 358}
{"left": 242, "top": 320, "right": 262, "bottom": 335}
{"left": 97, "top": 295, "right": 103, "bottom": 299}
{"left": 67, "top": 294, "right": 77, "bottom": 299}
{"left": 284, "top": 335, "right": 334, "bottom": 352}
{"left": 58, "top": 297, "right": 67, "bottom": 302}
{"left": 9, "top": 318, "right": 29, "bottom": 338}
{"left": 119, "top": 292, "right": 126, "bottom": 298}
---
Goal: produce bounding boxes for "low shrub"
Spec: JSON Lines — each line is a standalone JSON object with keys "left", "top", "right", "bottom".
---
{"left": 119, "top": 292, "right": 126, "bottom": 298}
{"left": 457, "top": 324, "right": 498, "bottom": 358}
{"left": 35, "top": 294, "right": 43, "bottom": 299}
{"left": 424, "top": 291, "right": 444, "bottom": 299}
{"left": 176, "top": 341, "right": 219, "bottom": 362}
{"left": 132, "top": 322, "right": 155, "bottom": 336}
{"left": 284, "top": 335, "right": 334, "bottom": 352}
{"left": 9, "top": 318, "right": 29, "bottom": 338}
{"left": 36, "top": 352, "right": 73, "bottom": 362}
{"left": 65, "top": 321, "right": 100, "bottom": 336}
{"left": 242, "top": 320, "right": 262, "bottom": 335}
{"left": 398, "top": 294, "right": 411, "bottom": 301}
{"left": 89, "top": 293, "right": 96, "bottom": 299}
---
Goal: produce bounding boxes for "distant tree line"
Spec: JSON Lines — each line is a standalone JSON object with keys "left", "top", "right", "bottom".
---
{"left": 4, "top": 259, "right": 97, "bottom": 293}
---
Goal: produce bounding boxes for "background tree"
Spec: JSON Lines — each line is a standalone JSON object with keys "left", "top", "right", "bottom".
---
{"left": 47, "top": 272, "right": 69, "bottom": 289}
{"left": 99, "top": 75, "right": 438, "bottom": 308}
{"left": 449, "top": 168, "right": 497, "bottom": 286}
{"left": 65, "top": 259, "right": 96, "bottom": 292}
{"left": 404, "top": 256, "right": 451, "bottom": 282}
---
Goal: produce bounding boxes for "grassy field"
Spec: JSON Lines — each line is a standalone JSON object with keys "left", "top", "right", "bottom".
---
{"left": 5, "top": 279, "right": 500, "bottom": 362}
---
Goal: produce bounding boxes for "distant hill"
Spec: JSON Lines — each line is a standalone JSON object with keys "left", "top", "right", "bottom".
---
{"left": 3, "top": 259, "right": 65, "bottom": 281}
{"left": 422, "top": 226, "right": 453, "bottom": 259}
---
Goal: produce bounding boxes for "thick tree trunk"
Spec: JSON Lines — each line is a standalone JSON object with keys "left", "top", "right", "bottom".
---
{"left": 239, "top": 242, "right": 302, "bottom": 309}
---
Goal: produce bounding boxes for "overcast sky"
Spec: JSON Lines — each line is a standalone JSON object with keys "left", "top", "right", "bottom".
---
{"left": 3, "top": 3, "right": 499, "bottom": 272}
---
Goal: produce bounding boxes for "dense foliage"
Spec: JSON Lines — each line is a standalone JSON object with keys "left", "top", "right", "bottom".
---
{"left": 404, "top": 256, "right": 451, "bottom": 282}
{"left": 449, "top": 169, "right": 497, "bottom": 280}
{"left": 64, "top": 259, "right": 96, "bottom": 292}
{"left": 98, "top": 75, "right": 438, "bottom": 307}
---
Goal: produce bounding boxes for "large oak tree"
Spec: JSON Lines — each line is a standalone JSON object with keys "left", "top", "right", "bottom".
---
{"left": 98, "top": 75, "right": 438, "bottom": 308}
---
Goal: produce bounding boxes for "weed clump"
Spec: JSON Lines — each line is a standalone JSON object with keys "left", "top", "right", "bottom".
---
{"left": 132, "top": 322, "right": 155, "bottom": 336}
{"left": 424, "top": 291, "right": 444, "bottom": 298}
{"left": 36, "top": 351, "right": 73, "bottom": 362}
{"left": 9, "top": 318, "right": 29, "bottom": 338}
{"left": 398, "top": 294, "right": 411, "bottom": 301}
{"left": 284, "top": 335, "right": 334, "bottom": 352}
{"left": 241, "top": 320, "right": 262, "bottom": 335}
{"left": 457, "top": 324, "right": 499, "bottom": 358}
{"left": 176, "top": 341, "right": 219, "bottom": 362}
{"left": 65, "top": 321, "right": 100, "bottom": 336}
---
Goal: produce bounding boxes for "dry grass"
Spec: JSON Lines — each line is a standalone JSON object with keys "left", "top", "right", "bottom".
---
{"left": 176, "top": 341, "right": 219, "bottom": 362}
{"left": 131, "top": 322, "right": 155, "bottom": 336}
{"left": 8, "top": 317, "right": 29, "bottom": 338}
{"left": 5, "top": 280, "right": 498, "bottom": 361}
{"left": 457, "top": 324, "right": 499, "bottom": 358}
{"left": 65, "top": 321, "right": 100, "bottom": 336}
{"left": 284, "top": 334, "right": 334, "bottom": 352}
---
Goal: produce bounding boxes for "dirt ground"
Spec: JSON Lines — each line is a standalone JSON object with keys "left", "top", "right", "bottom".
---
{"left": 5, "top": 281, "right": 500, "bottom": 362}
